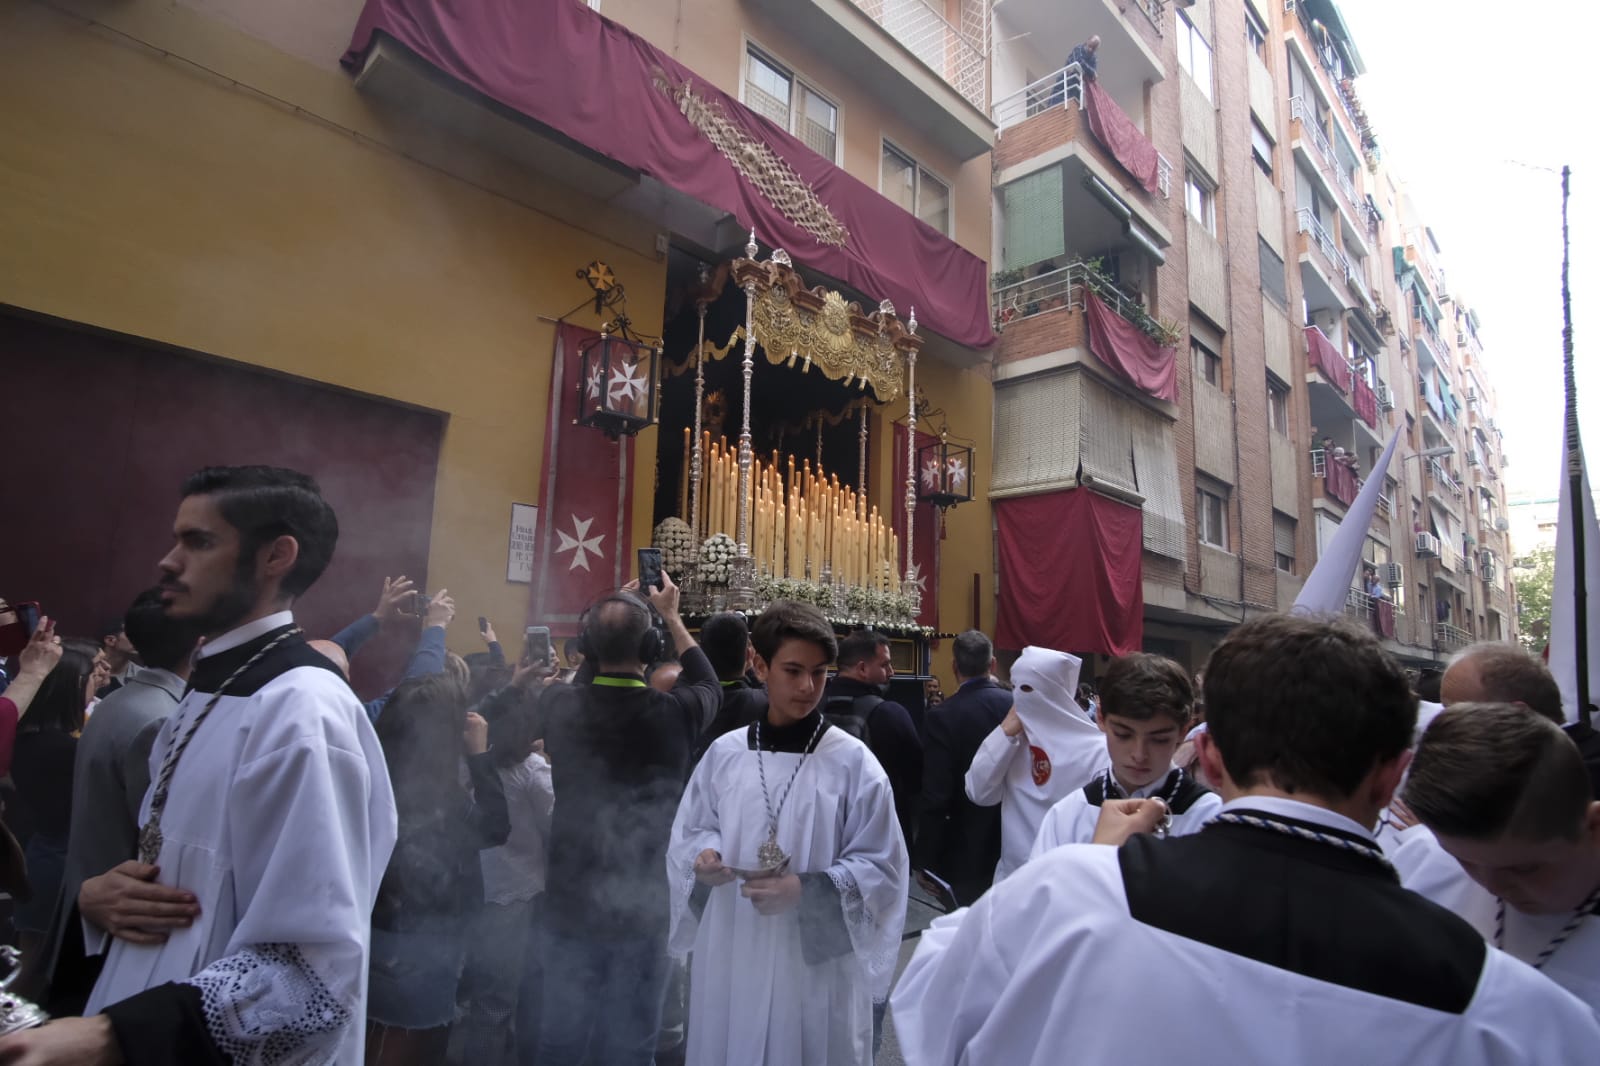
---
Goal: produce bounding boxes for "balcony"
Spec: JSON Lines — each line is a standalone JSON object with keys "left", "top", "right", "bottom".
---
{"left": 1346, "top": 588, "right": 1398, "bottom": 641}
{"left": 1288, "top": 97, "right": 1367, "bottom": 254}
{"left": 993, "top": 0, "right": 1166, "bottom": 112}
{"left": 991, "top": 260, "right": 1177, "bottom": 408}
{"left": 1289, "top": 0, "right": 1367, "bottom": 135}
{"left": 1310, "top": 448, "right": 1358, "bottom": 508}
{"left": 1435, "top": 622, "right": 1472, "bottom": 651}
{"left": 1296, "top": 210, "right": 1352, "bottom": 314}
{"left": 746, "top": 0, "right": 993, "bottom": 159}
{"left": 994, "top": 65, "right": 1172, "bottom": 200}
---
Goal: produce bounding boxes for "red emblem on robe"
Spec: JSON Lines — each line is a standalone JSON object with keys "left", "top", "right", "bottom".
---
{"left": 1030, "top": 745, "right": 1052, "bottom": 786}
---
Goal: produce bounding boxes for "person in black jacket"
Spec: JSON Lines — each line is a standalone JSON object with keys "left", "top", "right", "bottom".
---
{"left": 693, "top": 611, "right": 768, "bottom": 760}
{"left": 823, "top": 630, "right": 923, "bottom": 846}
{"left": 913, "top": 630, "right": 1012, "bottom": 908}
{"left": 535, "top": 574, "right": 719, "bottom": 1066}
{"left": 368, "top": 673, "right": 510, "bottom": 1066}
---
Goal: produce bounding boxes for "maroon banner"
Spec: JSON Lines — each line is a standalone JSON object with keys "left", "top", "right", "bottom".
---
{"left": 1374, "top": 598, "right": 1396, "bottom": 639}
{"left": 994, "top": 489, "right": 1143, "bottom": 656}
{"left": 1352, "top": 374, "right": 1378, "bottom": 428}
{"left": 893, "top": 422, "right": 940, "bottom": 631}
{"left": 1304, "top": 326, "right": 1350, "bottom": 393}
{"left": 530, "top": 323, "right": 636, "bottom": 636}
{"left": 1324, "top": 456, "right": 1358, "bottom": 507}
{"left": 342, "top": 0, "right": 995, "bottom": 350}
{"left": 1085, "top": 291, "right": 1177, "bottom": 403}
{"left": 1083, "top": 81, "right": 1159, "bottom": 195}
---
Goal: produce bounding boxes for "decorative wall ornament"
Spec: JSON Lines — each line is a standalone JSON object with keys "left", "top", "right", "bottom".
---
{"left": 652, "top": 69, "right": 850, "bottom": 248}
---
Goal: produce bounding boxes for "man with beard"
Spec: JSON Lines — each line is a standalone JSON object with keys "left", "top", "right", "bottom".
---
{"left": 0, "top": 466, "right": 398, "bottom": 1065}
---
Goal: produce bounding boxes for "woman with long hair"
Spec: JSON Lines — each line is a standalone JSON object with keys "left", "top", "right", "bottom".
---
{"left": 8, "top": 644, "right": 94, "bottom": 989}
{"left": 366, "top": 673, "right": 509, "bottom": 1066}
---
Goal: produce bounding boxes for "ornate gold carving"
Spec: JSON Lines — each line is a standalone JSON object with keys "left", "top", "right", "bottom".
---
{"left": 652, "top": 69, "right": 850, "bottom": 249}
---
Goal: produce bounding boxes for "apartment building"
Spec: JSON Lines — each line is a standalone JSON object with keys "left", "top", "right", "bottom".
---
{"left": 984, "top": 0, "right": 1516, "bottom": 672}
{"left": 1, "top": 0, "right": 1001, "bottom": 681}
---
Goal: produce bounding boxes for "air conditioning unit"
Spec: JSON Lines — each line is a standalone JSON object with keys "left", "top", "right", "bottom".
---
{"left": 1494, "top": 517, "right": 1511, "bottom": 532}
{"left": 1375, "top": 384, "right": 1394, "bottom": 412}
{"left": 1482, "top": 560, "right": 1498, "bottom": 584}
{"left": 1380, "top": 562, "right": 1404, "bottom": 588}
{"left": 1463, "top": 554, "right": 1475, "bottom": 576}
{"left": 1466, "top": 452, "right": 1480, "bottom": 467}
{"left": 1479, "top": 549, "right": 1495, "bottom": 570}
{"left": 1414, "top": 532, "right": 1441, "bottom": 559}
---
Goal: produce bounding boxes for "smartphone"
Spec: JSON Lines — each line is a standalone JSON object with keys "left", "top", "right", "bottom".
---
{"left": 478, "top": 616, "right": 489, "bottom": 634}
{"left": 638, "top": 547, "right": 665, "bottom": 592}
{"left": 524, "top": 625, "right": 552, "bottom": 666}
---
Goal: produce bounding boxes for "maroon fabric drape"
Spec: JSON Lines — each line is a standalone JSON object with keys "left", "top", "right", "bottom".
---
{"left": 1324, "top": 458, "right": 1358, "bottom": 507}
{"left": 1374, "top": 598, "right": 1396, "bottom": 639}
{"left": 1084, "top": 291, "right": 1177, "bottom": 402}
{"left": 529, "top": 324, "right": 636, "bottom": 636}
{"left": 893, "top": 422, "right": 940, "bottom": 631}
{"left": 342, "top": 0, "right": 995, "bottom": 349}
{"left": 1304, "top": 326, "right": 1350, "bottom": 392}
{"left": 994, "top": 489, "right": 1143, "bottom": 656}
{"left": 1352, "top": 374, "right": 1378, "bottom": 427}
{"left": 1083, "top": 81, "right": 1158, "bottom": 195}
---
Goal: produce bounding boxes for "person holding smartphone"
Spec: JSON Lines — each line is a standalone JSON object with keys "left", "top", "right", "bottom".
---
{"left": 534, "top": 571, "right": 719, "bottom": 1066}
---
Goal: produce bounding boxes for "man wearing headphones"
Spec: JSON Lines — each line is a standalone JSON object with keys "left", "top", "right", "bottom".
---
{"left": 535, "top": 572, "right": 721, "bottom": 1066}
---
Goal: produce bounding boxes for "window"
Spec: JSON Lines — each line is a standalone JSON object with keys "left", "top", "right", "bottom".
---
{"left": 1268, "top": 378, "right": 1290, "bottom": 435}
{"left": 1197, "top": 484, "right": 1229, "bottom": 548}
{"left": 1251, "top": 120, "right": 1274, "bottom": 176}
{"left": 1177, "top": 12, "right": 1214, "bottom": 101}
{"left": 1273, "top": 512, "right": 1296, "bottom": 572}
{"left": 1259, "top": 239, "right": 1287, "bottom": 307}
{"left": 1185, "top": 168, "right": 1215, "bottom": 234}
{"left": 1245, "top": 9, "right": 1267, "bottom": 57}
{"left": 882, "top": 142, "right": 950, "bottom": 234}
{"left": 1192, "top": 337, "right": 1221, "bottom": 387}
{"left": 744, "top": 47, "right": 839, "bottom": 162}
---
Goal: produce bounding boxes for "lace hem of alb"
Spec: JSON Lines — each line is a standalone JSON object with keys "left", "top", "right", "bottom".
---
{"left": 184, "top": 942, "right": 351, "bottom": 1066}
{"left": 826, "top": 867, "right": 898, "bottom": 1003}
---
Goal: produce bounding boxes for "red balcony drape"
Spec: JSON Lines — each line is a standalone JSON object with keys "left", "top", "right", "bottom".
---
{"left": 1083, "top": 81, "right": 1159, "bottom": 195}
{"left": 1374, "top": 598, "right": 1396, "bottom": 639}
{"left": 341, "top": 0, "right": 996, "bottom": 348}
{"left": 994, "top": 489, "right": 1143, "bottom": 656}
{"left": 1324, "top": 457, "right": 1358, "bottom": 507}
{"left": 1304, "top": 326, "right": 1350, "bottom": 393}
{"left": 1085, "top": 290, "right": 1177, "bottom": 402}
{"left": 1352, "top": 374, "right": 1378, "bottom": 427}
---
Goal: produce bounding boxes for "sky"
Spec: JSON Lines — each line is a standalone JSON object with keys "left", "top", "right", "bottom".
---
{"left": 1335, "top": 0, "right": 1600, "bottom": 504}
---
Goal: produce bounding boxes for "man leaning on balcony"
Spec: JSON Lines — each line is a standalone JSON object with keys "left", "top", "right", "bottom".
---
{"left": 1068, "top": 36, "right": 1100, "bottom": 81}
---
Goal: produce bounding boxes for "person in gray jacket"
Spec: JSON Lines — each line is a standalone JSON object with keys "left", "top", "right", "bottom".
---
{"left": 42, "top": 589, "right": 202, "bottom": 1013}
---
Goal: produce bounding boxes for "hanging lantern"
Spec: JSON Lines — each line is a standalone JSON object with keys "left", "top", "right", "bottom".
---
{"left": 917, "top": 429, "right": 975, "bottom": 511}
{"left": 577, "top": 330, "right": 660, "bottom": 439}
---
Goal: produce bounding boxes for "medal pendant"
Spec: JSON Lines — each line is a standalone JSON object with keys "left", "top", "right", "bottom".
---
{"left": 137, "top": 820, "right": 163, "bottom": 866}
{"left": 757, "top": 830, "right": 787, "bottom": 871}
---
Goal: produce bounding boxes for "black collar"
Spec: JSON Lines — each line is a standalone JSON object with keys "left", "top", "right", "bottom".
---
{"left": 747, "top": 708, "right": 829, "bottom": 753}
{"left": 188, "top": 624, "right": 302, "bottom": 694}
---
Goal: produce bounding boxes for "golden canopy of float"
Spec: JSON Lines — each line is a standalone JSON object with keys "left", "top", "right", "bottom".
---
{"left": 654, "top": 232, "right": 929, "bottom": 629}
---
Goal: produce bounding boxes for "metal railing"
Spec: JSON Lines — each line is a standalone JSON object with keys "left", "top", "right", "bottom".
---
{"left": 1428, "top": 458, "right": 1465, "bottom": 499}
{"left": 851, "top": 0, "right": 987, "bottom": 111}
{"left": 1377, "top": 493, "right": 1393, "bottom": 519}
{"left": 992, "top": 260, "right": 1170, "bottom": 342}
{"left": 992, "top": 64, "right": 1171, "bottom": 198}
{"left": 1134, "top": 0, "right": 1167, "bottom": 32}
{"left": 1346, "top": 260, "right": 1375, "bottom": 313}
{"left": 1290, "top": 96, "right": 1336, "bottom": 170}
{"left": 1435, "top": 622, "right": 1471, "bottom": 650}
{"left": 1296, "top": 208, "right": 1350, "bottom": 279}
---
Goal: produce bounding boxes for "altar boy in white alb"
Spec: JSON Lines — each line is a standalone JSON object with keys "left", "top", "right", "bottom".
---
{"left": 0, "top": 467, "right": 398, "bottom": 1066}
{"left": 667, "top": 600, "right": 907, "bottom": 1066}
{"left": 964, "top": 645, "right": 1106, "bottom": 882}
{"left": 1401, "top": 702, "right": 1600, "bottom": 1018}
{"left": 1031, "top": 652, "right": 1218, "bottom": 858}
{"left": 894, "top": 614, "right": 1600, "bottom": 1065}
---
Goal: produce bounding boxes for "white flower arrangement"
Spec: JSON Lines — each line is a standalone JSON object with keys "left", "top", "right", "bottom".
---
{"left": 652, "top": 518, "right": 696, "bottom": 577}
{"left": 844, "top": 586, "right": 871, "bottom": 615}
{"left": 699, "top": 533, "right": 737, "bottom": 585}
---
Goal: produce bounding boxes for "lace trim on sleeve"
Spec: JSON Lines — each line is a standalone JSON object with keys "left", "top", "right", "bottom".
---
{"left": 826, "top": 867, "right": 900, "bottom": 1003}
{"left": 183, "top": 943, "right": 351, "bottom": 1066}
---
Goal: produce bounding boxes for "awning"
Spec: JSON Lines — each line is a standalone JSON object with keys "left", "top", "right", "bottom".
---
{"left": 342, "top": 0, "right": 996, "bottom": 349}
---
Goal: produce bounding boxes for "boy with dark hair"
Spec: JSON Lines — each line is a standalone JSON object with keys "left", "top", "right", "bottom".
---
{"left": 894, "top": 614, "right": 1600, "bottom": 1063}
{"left": 668, "top": 601, "right": 907, "bottom": 1065}
{"left": 1400, "top": 702, "right": 1600, "bottom": 1014}
{"left": 1031, "top": 653, "right": 1217, "bottom": 856}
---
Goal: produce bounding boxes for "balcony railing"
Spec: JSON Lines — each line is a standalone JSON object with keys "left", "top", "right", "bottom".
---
{"left": 1428, "top": 458, "right": 1465, "bottom": 500}
{"left": 1134, "top": 0, "right": 1167, "bottom": 32}
{"left": 992, "top": 260, "right": 1169, "bottom": 339}
{"left": 1346, "top": 261, "right": 1375, "bottom": 313}
{"left": 992, "top": 64, "right": 1171, "bottom": 197}
{"left": 1435, "top": 622, "right": 1471, "bottom": 650}
{"left": 850, "top": 0, "right": 987, "bottom": 111}
{"left": 1290, "top": 96, "right": 1336, "bottom": 170}
{"left": 1297, "top": 208, "right": 1351, "bottom": 281}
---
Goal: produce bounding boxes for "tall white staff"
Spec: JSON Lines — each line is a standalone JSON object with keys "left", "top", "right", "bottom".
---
{"left": 904, "top": 309, "right": 919, "bottom": 612}
{"left": 689, "top": 264, "right": 709, "bottom": 537}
